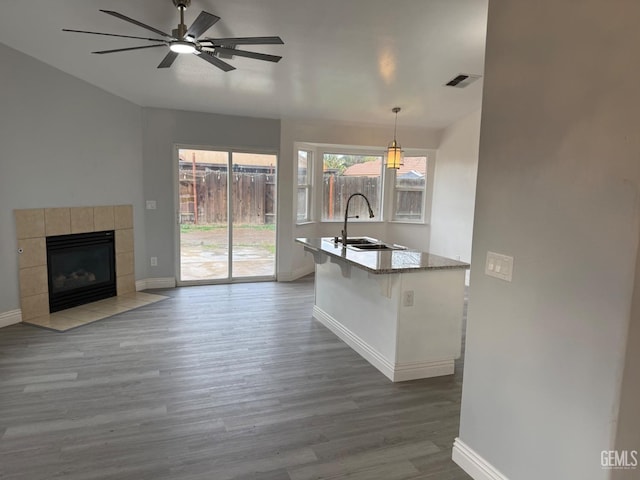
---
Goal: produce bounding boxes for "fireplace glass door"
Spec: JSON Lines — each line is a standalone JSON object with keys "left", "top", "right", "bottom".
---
{"left": 47, "top": 231, "right": 117, "bottom": 312}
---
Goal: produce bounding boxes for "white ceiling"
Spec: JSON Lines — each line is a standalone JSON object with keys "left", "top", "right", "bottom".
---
{"left": 0, "top": 0, "right": 487, "bottom": 129}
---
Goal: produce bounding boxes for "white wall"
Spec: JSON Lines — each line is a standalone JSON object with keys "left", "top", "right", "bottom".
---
{"left": 458, "top": 2, "right": 640, "bottom": 479}
{"left": 280, "top": 117, "right": 442, "bottom": 278}
{"left": 0, "top": 42, "right": 145, "bottom": 314}
{"left": 429, "top": 109, "right": 480, "bottom": 263}
{"left": 141, "top": 108, "right": 280, "bottom": 280}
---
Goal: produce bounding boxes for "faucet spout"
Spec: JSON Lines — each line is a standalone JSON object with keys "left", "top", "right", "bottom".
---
{"left": 341, "top": 193, "right": 375, "bottom": 247}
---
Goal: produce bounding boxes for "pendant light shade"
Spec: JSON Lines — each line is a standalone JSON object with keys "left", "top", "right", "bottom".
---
{"left": 385, "top": 107, "right": 404, "bottom": 169}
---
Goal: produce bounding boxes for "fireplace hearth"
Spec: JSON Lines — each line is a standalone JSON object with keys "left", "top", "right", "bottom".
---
{"left": 46, "top": 230, "right": 117, "bottom": 312}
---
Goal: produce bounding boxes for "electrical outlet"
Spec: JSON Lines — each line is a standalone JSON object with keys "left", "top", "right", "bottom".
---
{"left": 402, "top": 290, "right": 414, "bottom": 307}
{"left": 150, "top": 257, "right": 158, "bottom": 267}
{"left": 146, "top": 200, "right": 157, "bottom": 210}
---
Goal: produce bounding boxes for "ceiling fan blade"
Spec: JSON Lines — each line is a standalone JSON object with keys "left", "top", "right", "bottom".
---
{"left": 158, "top": 51, "right": 179, "bottom": 69}
{"left": 92, "top": 44, "right": 167, "bottom": 55}
{"left": 201, "top": 36, "right": 284, "bottom": 46}
{"left": 99, "top": 10, "right": 173, "bottom": 38}
{"left": 62, "top": 29, "right": 167, "bottom": 43}
{"left": 186, "top": 11, "right": 220, "bottom": 39}
{"left": 214, "top": 47, "right": 282, "bottom": 63}
{"left": 198, "top": 52, "right": 236, "bottom": 72}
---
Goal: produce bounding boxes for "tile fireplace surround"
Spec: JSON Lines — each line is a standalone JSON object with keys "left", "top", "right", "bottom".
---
{"left": 15, "top": 205, "right": 137, "bottom": 324}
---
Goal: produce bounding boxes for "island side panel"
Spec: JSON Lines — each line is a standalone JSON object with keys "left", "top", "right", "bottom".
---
{"left": 313, "top": 261, "right": 400, "bottom": 380}
{"left": 396, "top": 269, "right": 465, "bottom": 366}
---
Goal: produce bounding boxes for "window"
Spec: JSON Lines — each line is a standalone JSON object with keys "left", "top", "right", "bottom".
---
{"left": 393, "top": 156, "right": 428, "bottom": 221}
{"left": 296, "top": 149, "right": 312, "bottom": 222}
{"left": 293, "top": 144, "right": 432, "bottom": 225}
{"left": 322, "top": 153, "right": 383, "bottom": 221}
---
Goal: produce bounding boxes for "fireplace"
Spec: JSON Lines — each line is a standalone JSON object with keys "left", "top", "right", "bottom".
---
{"left": 46, "top": 230, "right": 117, "bottom": 312}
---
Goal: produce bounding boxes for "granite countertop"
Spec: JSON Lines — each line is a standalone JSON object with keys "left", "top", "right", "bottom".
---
{"left": 295, "top": 237, "right": 470, "bottom": 274}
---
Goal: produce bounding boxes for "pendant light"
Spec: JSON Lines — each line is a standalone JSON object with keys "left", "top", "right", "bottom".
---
{"left": 385, "top": 107, "right": 404, "bottom": 169}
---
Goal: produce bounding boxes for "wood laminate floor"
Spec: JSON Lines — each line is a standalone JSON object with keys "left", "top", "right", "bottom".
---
{"left": 0, "top": 276, "right": 471, "bottom": 480}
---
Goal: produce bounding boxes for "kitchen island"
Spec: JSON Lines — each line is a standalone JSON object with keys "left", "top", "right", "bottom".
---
{"left": 296, "top": 237, "right": 469, "bottom": 381}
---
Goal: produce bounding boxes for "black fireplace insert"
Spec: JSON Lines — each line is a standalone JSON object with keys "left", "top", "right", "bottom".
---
{"left": 46, "top": 230, "right": 117, "bottom": 312}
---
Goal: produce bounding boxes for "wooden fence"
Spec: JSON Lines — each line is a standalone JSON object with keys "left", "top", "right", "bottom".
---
{"left": 321, "top": 175, "right": 424, "bottom": 220}
{"left": 322, "top": 174, "right": 381, "bottom": 220}
{"left": 181, "top": 171, "right": 422, "bottom": 224}
{"left": 394, "top": 177, "right": 425, "bottom": 219}
{"left": 180, "top": 172, "right": 276, "bottom": 225}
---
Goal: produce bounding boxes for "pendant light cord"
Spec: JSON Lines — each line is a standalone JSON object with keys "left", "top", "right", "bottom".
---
{"left": 392, "top": 106, "right": 401, "bottom": 144}
{"left": 393, "top": 111, "right": 398, "bottom": 142}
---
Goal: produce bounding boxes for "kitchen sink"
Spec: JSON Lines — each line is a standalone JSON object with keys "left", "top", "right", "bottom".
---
{"left": 349, "top": 243, "right": 407, "bottom": 251}
{"left": 351, "top": 244, "right": 394, "bottom": 250}
{"left": 334, "top": 237, "right": 407, "bottom": 251}
{"left": 342, "top": 238, "right": 377, "bottom": 245}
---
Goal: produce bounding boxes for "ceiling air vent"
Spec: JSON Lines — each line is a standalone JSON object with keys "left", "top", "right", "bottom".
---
{"left": 445, "top": 73, "right": 482, "bottom": 88}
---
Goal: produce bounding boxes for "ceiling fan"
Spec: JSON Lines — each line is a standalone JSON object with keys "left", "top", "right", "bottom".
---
{"left": 63, "top": 0, "right": 284, "bottom": 72}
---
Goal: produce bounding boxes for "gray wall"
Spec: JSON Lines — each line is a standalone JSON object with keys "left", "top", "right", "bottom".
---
{"left": 429, "top": 109, "right": 480, "bottom": 263}
{"left": 459, "top": 1, "right": 640, "bottom": 479}
{"left": 0, "top": 40, "right": 451, "bottom": 305}
{"left": 141, "top": 108, "right": 280, "bottom": 280}
{"left": 613, "top": 236, "right": 640, "bottom": 480}
{"left": 0, "top": 42, "right": 145, "bottom": 313}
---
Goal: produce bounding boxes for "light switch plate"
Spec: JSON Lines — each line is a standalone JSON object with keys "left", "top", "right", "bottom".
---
{"left": 485, "top": 251, "right": 513, "bottom": 282}
{"left": 146, "top": 200, "right": 157, "bottom": 210}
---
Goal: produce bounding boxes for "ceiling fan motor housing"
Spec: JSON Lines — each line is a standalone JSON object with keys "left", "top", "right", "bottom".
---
{"left": 172, "top": 27, "right": 189, "bottom": 40}
{"left": 172, "top": 0, "right": 191, "bottom": 40}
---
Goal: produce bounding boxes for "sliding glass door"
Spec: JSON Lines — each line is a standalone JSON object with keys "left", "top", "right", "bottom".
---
{"left": 177, "top": 148, "right": 277, "bottom": 284}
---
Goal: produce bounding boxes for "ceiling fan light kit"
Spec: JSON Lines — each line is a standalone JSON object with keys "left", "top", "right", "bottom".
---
{"left": 169, "top": 41, "right": 196, "bottom": 54}
{"left": 63, "top": 0, "right": 284, "bottom": 72}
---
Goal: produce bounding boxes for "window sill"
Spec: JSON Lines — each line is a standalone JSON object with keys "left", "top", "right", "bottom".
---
{"left": 388, "top": 220, "right": 428, "bottom": 225}
{"left": 320, "top": 220, "right": 386, "bottom": 224}
{"left": 295, "top": 221, "right": 316, "bottom": 226}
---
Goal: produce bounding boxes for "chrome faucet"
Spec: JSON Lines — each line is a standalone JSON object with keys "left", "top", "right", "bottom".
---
{"left": 341, "top": 193, "right": 375, "bottom": 247}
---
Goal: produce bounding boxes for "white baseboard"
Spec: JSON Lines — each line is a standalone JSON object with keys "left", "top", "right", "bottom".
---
{"left": 313, "top": 305, "right": 395, "bottom": 380}
{"left": 394, "top": 359, "right": 454, "bottom": 381}
{"left": 0, "top": 309, "right": 22, "bottom": 328}
{"left": 312, "top": 305, "right": 454, "bottom": 382}
{"left": 452, "top": 438, "right": 509, "bottom": 480}
{"left": 136, "top": 277, "right": 176, "bottom": 291}
{"left": 278, "top": 265, "right": 315, "bottom": 282}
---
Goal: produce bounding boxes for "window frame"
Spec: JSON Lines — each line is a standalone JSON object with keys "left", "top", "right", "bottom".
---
{"left": 319, "top": 148, "right": 386, "bottom": 223}
{"left": 295, "top": 146, "right": 313, "bottom": 224}
{"left": 391, "top": 154, "right": 431, "bottom": 223}
{"left": 293, "top": 143, "right": 435, "bottom": 226}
